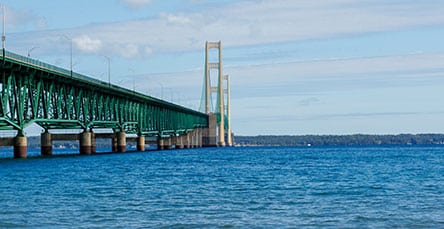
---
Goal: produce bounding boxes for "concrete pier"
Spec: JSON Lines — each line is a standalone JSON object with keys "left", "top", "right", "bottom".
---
{"left": 41, "top": 131, "right": 52, "bottom": 156}
{"left": 188, "top": 131, "right": 193, "bottom": 148}
{"left": 80, "top": 131, "right": 92, "bottom": 155}
{"left": 157, "top": 138, "right": 164, "bottom": 150}
{"left": 176, "top": 135, "right": 184, "bottom": 149}
{"left": 181, "top": 135, "right": 186, "bottom": 149}
{"left": 187, "top": 131, "right": 192, "bottom": 148}
{"left": 157, "top": 137, "right": 173, "bottom": 150}
{"left": 137, "top": 135, "right": 145, "bottom": 152}
{"left": 111, "top": 136, "right": 117, "bottom": 152}
{"left": 185, "top": 133, "right": 191, "bottom": 148}
{"left": 203, "top": 113, "right": 218, "bottom": 147}
{"left": 3, "top": 127, "right": 207, "bottom": 159}
{"left": 192, "top": 130, "right": 198, "bottom": 148}
{"left": 117, "top": 132, "right": 126, "bottom": 152}
{"left": 197, "top": 129, "right": 203, "bottom": 148}
{"left": 91, "top": 131, "right": 96, "bottom": 153}
{"left": 165, "top": 137, "right": 172, "bottom": 150}
{"left": 14, "top": 134, "right": 27, "bottom": 159}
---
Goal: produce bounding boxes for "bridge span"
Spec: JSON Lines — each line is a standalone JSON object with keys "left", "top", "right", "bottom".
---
{"left": 0, "top": 49, "right": 216, "bottom": 158}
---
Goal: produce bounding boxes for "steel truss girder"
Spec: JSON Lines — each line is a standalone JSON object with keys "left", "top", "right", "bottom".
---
{"left": 0, "top": 50, "right": 208, "bottom": 135}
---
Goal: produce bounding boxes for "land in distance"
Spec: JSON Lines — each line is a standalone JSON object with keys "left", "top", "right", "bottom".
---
{"left": 234, "top": 134, "right": 444, "bottom": 147}
{"left": 3, "top": 134, "right": 444, "bottom": 149}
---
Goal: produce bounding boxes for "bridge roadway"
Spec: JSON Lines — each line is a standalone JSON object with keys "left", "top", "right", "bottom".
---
{"left": 0, "top": 49, "right": 214, "bottom": 158}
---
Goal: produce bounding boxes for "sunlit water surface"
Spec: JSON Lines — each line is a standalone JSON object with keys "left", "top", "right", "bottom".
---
{"left": 1, "top": 146, "right": 443, "bottom": 228}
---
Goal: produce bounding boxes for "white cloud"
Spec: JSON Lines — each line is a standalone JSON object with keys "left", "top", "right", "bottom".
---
{"left": 85, "top": 1, "right": 444, "bottom": 53}
{"left": 35, "top": 18, "right": 48, "bottom": 30}
{"left": 9, "top": 1, "right": 444, "bottom": 58}
{"left": 226, "top": 52, "right": 444, "bottom": 135}
{"left": 117, "top": 43, "right": 139, "bottom": 58}
{"left": 144, "top": 46, "right": 153, "bottom": 56}
{"left": 160, "top": 13, "right": 192, "bottom": 25}
{"left": 120, "top": 0, "right": 153, "bottom": 8}
{"left": 72, "top": 35, "right": 103, "bottom": 53}
{"left": 227, "top": 52, "right": 444, "bottom": 93}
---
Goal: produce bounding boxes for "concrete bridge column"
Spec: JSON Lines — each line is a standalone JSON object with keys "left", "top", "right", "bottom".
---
{"left": 176, "top": 135, "right": 184, "bottom": 149}
{"left": 165, "top": 137, "right": 172, "bottom": 150}
{"left": 203, "top": 113, "right": 218, "bottom": 147}
{"left": 192, "top": 130, "right": 196, "bottom": 148}
{"left": 191, "top": 131, "right": 196, "bottom": 148}
{"left": 80, "top": 131, "right": 92, "bottom": 155}
{"left": 157, "top": 137, "right": 164, "bottom": 150}
{"left": 171, "top": 137, "right": 176, "bottom": 149}
{"left": 184, "top": 133, "right": 189, "bottom": 148}
{"left": 14, "top": 132, "right": 27, "bottom": 159}
{"left": 117, "top": 132, "right": 126, "bottom": 152}
{"left": 111, "top": 136, "right": 117, "bottom": 152}
{"left": 41, "top": 131, "right": 52, "bottom": 156}
{"left": 182, "top": 135, "right": 187, "bottom": 149}
{"left": 91, "top": 131, "right": 96, "bottom": 153}
{"left": 187, "top": 131, "right": 193, "bottom": 148}
{"left": 137, "top": 135, "right": 145, "bottom": 152}
{"left": 197, "top": 128, "right": 203, "bottom": 148}
{"left": 200, "top": 128, "right": 204, "bottom": 147}
{"left": 193, "top": 130, "right": 198, "bottom": 148}
{"left": 194, "top": 129, "right": 199, "bottom": 148}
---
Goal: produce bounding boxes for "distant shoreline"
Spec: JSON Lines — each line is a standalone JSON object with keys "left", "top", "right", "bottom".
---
{"left": 234, "top": 134, "right": 444, "bottom": 147}
{"left": 2, "top": 134, "right": 444, "bottom": 149}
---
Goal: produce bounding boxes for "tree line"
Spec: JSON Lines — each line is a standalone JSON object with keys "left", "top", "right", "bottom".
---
{"left": 234, "top": 134, "right": 444, "bottom": 146}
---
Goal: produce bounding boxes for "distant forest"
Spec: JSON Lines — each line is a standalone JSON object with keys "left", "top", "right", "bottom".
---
{"left": 6, "top": 134, "right": 444, "bottom": 149}
{"left": 234, "top": 134, "right": 444, "bottom": 146}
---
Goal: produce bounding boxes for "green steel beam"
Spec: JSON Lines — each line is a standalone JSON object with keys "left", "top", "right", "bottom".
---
{"left": 0, "top": 50, "right": 208, "bottom": 135}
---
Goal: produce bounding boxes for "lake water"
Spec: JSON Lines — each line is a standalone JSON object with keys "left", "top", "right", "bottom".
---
{"left": 1, "top": 146, "right": 443, "bottom": 228}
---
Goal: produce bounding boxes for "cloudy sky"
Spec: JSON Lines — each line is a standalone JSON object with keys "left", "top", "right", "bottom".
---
{"left": 3, "top": 0, "right": 444, "bottom": 135}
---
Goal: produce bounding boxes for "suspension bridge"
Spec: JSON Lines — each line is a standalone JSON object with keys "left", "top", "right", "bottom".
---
{"left": 0, "top": 41, "right": 232, "bottom": 159}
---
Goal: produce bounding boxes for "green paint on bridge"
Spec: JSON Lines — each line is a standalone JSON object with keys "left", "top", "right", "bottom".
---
{"left": 0, "top": 49, "right": 208, "bottom": 136}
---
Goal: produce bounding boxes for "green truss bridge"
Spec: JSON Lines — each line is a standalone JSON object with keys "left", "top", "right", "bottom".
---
{"left": 0, "top": 49, "right": 210, "bottom": 158}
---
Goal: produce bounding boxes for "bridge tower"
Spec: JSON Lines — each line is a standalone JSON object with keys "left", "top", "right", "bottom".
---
{"left": 224, "top": 74, "right": 233, "bottom": 147}
{"left": 203, "top": 41, "right": 232, "bottom": 146}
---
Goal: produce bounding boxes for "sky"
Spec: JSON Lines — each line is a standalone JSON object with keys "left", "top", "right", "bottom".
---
{"left": 2, "top": 0, "right": 444, "bottom": 136}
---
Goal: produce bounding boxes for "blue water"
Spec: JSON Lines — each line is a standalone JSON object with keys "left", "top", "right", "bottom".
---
{"left": 1, "top": 146, "right": 444, "bottom": 228}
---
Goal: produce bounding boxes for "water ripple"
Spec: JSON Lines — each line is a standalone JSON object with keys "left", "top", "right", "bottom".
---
{"left": 1, "top": 146, "right": 444, "bottom": 227}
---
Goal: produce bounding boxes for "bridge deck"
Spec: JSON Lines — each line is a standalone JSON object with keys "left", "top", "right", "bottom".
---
{"left": 0, "top": 49, "right": 208, "bottom": 136}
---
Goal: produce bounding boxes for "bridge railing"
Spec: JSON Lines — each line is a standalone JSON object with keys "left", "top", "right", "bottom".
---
{"left": 2, "top": 49, "right": 202, "bottom": 113}
{"left": 1, "top": 49, "right": 208, "bottom": 130}
{"left": 3, "top": 50, "right": 106, "bottom": 86}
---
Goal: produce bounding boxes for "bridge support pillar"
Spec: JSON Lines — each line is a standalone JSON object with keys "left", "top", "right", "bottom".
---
{"left": 14, "top": 133, "right": 27, "bottom": 159}
{"left": 137, "top": 135, "right": 145, "bottom": 152}
{"left": 41, "top": 131, "right": 52, "bottom": 156}
{"left": 111, "top": 136, "right": 117, "bottom": 152}
{"left": 203, "top": 113, "right": 218, "bottom": 147}
{"left": 176, "top": 135, "right": 184, "bottom": 149}
{"left": 91, "top": 131, "right": 96, "bottom": 153}
{"left": 188, "top": 132, "right": 193, "bottom": 148}
{"left": 191, "top": 131, "right": 196, "bottom": 148}
{"left": 197, "top": 128, "right": 203, "bottom": 148}
{"left": 117, "top": 132, "right": 126, "bottom": 152}
{"left": 80, "top": 131, "right": 92, "bottom": 155}
{"left": 188, "top": 130, "right": 196, "bottom": 148}
{"left": 164, "top": 137, "right": 172, "bottom": 150}
{"left": 193, "top": 129, "right": 199, "bottom": 148}
{"left": 181, "top": 135, "right": 187, "bottom": 149}
{"left": 157, "top": 138, "right": 164, "bottom": 150}
{"left": 184, "top": 133, "right": 190, "bottom": 148}
{"left": 194, "top": 129, "right": 199, "bottom": 148}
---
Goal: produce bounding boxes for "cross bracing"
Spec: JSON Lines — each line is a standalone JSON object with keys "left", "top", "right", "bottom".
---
{"left": 0, "top": 50, "right": 208, "bottom": 136}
